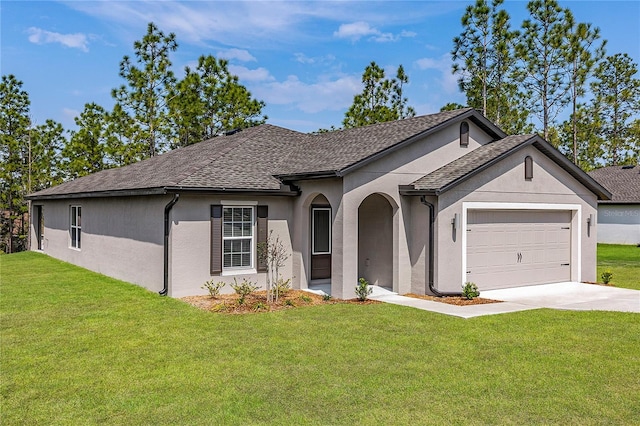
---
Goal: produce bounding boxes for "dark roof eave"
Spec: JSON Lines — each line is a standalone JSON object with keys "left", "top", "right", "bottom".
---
{"left": 163, "top": 185, "right": 301, "bottom": 197}
{"left": 398, "top": 185, "right": 438, "bottom": 196}
{"left": 338, "top": 109, "right": 507, "bottom": 176}
{"left": 597, "top": 200, "right": 639, "bottom": 205}
{"left": 26, "top": 187, "right": 168, "bottom": 200}
{"left": 274, "top": 171, "right": 340, "bottom": 181}
{"left": 27, "top": 185, "right": 301, "bottom": 201}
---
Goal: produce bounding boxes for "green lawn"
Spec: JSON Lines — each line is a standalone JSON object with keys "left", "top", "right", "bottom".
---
{"left": 2, "top": 252, "right": 639, "bottom": 425}
{"left": 597, "top": 243, "right": 640, "bottom": 290}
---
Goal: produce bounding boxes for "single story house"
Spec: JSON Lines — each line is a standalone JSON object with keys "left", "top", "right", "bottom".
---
{"left": 588, "top": 165, "right": 640, "bottom": 245}
{"left": 27, "top": 108, "right": 610, "bottom": 298}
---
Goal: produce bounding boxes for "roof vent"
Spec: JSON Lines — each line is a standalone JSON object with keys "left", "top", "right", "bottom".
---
{"left": 621, "top": 165, "right": 634, "bottom": 169}
{"left": 224, "top": 128, "right": 242, "bottom": 136}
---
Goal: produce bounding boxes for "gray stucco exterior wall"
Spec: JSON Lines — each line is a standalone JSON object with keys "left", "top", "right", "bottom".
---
{"left": 596, "top": 204, "right": 640, "bottom": 245}
{"left": 30, "top": 196, "right": 167, "bottom": 292}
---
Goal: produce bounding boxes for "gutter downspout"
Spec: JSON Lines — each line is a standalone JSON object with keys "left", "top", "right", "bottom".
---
{"left": 160, "top": 194, "right": 180, "bottom": 296}
{"left": 420, "top": 196, "right": 462, "bottom": 297}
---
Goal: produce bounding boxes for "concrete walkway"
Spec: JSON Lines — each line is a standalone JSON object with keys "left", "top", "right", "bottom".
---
{"left": 364, "top": 283, "right": 640, "bottom": 319}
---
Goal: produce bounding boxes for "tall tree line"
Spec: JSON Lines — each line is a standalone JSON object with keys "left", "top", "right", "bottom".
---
{"left": 451, "top": 0, "right": 639, "bottom": 170}
{"left": 0, "top": 22, "right": 266, "bottom": 253}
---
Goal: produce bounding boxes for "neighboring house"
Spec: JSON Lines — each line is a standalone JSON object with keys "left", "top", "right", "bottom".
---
{"left": 27, "top": 108, "right": 610, "bottom": 298}
{"left": 588, "top": 165, "right": 640, "bottom": 245}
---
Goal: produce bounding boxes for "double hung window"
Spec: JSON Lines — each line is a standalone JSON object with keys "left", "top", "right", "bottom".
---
{"left": 70, "top": 206, "right": 81, "bottom": 249}
{"left": 222, "top": 207, "right": 254, "bottom": 269}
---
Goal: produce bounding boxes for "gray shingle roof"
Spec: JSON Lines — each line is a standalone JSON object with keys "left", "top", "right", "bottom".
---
{"left": 280, "top": 108, "right": 491, "bottom": 176}
{"left": 588, "top": 165, "right": 640, "bottom": 203}
{"left": 28, "top": 107, "right": 608, "bottom": 201}
{"left": 409, "top": 135, "right": 535, "bottom": 193}
{"left": 29, "top": 108, "right": 486, "bottom": 199}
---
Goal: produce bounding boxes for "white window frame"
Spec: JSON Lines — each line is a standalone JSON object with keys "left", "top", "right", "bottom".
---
{"left": 222, "top": 206, "right": 255, "bottom": 273}
{"left": 70, "top": 205, "right": 81, "bottom": 250}
{"left": 312, "top": 207, "right": 332, "bottom": 255}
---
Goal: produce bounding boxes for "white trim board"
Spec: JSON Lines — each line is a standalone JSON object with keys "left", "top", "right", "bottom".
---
{"left": 461, "top": 202, "right": 582, "bottom": 288}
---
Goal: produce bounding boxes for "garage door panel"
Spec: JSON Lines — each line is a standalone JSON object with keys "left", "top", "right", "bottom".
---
{"left": 467, "top": 210, "right": 571, "bottom": 290}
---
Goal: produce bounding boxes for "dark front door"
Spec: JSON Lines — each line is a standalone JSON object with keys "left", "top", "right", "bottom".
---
{"left": 311, "top": 207, "right": 331, "bottom": 280}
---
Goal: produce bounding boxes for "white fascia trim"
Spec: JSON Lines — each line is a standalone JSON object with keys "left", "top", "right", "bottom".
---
{"left": 461, "top": 202, "right": 582, "bottom": 288}
{"left": 221, "top": 200, "right": 258, "bottom": 206}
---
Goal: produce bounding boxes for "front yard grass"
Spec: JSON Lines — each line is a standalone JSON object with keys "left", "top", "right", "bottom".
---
{"left": 597, "top": 243, "right": 640, "bottom": 290}
{"left": 2, "top": 252, "right": 639, "bottom": 425}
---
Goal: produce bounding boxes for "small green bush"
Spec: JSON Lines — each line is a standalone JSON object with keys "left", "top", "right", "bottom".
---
{"left": 322, "top": 293, "right": 332, "bottom": 301}
{"left": 253, "top": 302, "right": 268, "bottom": 312}
{"left": 601, "top": 270, "right": 613, "bottom": 285}
{"left": 284, "top": 299, "right": 295, "bottom": 307}
{"left": 299, "top": 294, "right": 312, "bottom": 303}
{"left": 355, "top": 277, "right": 372, "bottom": 301}
{"left": 230, "top": 278, "right": 259, "bottom": 305}
{"left": 272, "top": 277, "right": 291, "bottom": 299}
{"left": 462, "top": 282, "right": 480, "bottom": 300}
{"left": 201, "top": 279, "right": 225, "bottom": 297}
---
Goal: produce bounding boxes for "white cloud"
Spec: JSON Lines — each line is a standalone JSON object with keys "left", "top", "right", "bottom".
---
{"left": 217, "top": 48, "right": 256, "bottom": 62}
{"left": 415, "top": 54, "right": 458, "bottom": 94}
{"left": 255, "top": 75, "right": 360, "bottom": 113}
{"left": 27, "top": 27, "right": 90, "bottom": 52}
{"left": 228, "top": 65, "right": 274, "bottom": 82}
{"left": 334, "top": 21, "right": 379, "bottom": 40}
{"left": 294, "top": 53, "right": 336, "bottom": 65}
{"left": 333, "top": 21, "right": 414, "bottom": 43}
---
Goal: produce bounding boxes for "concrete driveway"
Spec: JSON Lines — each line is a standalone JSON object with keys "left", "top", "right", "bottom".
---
{"left": 482, "top": 282, "right": 640, "bottom": 313}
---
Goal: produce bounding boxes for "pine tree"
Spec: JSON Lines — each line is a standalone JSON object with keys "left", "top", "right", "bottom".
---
{"left": 516, "top": 0, "right": 572, "bottom": 139}
{"left": 452, "top": 0, "right": 527, "bottom": 133}
{"left": 112, "top": 22, "right": 177, "bottom": 158}
{"left": 104, "top": 103, "right": 145, "bottom": 167}
{"left": 30, "top": 119, "right": 65, "bottom": 190}
{"left": 590, "top": 53, "right": 640, "bottom": 166}
{"left": 343, "top": 61, "right": 415, "bottom": 129}
{"left": 169, "top": 55, "right": 267, "bottom": 147}
{"left": 0, "top": 75, "right": 31, "bottom": 253}
{"left": 62, "top": 103, "right": 109, "bottom": 179}
{"left": 564, "top": 11, "right": 606, "bottom": 164}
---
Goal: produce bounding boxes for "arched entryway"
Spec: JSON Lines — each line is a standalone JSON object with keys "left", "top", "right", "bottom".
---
{"left": 358, "top": 193, "right": 393, "bottom": 289}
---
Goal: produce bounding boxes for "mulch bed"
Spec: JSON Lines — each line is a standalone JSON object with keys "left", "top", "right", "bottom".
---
{"left": 403, "top": 293, "right": 501, "bottom": 306}
{"left": 180, "top": 290, "right": 380, "bottom": 314}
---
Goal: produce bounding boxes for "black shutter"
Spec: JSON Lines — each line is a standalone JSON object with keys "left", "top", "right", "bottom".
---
{"left": 210, "top": 205, "right": 222, "bottom": 275}
{"left": 257, "top": 205, "right": 268, "bottom": 273}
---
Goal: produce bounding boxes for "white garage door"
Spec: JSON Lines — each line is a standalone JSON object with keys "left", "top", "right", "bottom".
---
{"left": 466, "top": 210, "right": 571, "bottom": 290}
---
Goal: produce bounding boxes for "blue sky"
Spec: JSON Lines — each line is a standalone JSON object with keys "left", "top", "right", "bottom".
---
{"left": 2, "top": 0, "right": 639, "bottom": 133}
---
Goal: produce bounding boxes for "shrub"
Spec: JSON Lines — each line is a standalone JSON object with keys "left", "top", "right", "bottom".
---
{"left": 355, "top": 277, "right": 372, "bottom": 301}
{"left": 201, "top": 279, "right": 225, "bottom": 297}
{"left": 299, "top": 294, "right": 312, "bottom": 303}
{"left": 253, "top": 302, "right": 269, "bottom": 312}
{"left": 272, "top": 277, "right": 291, "bottom": 300}
{"left": 601, "top": 270, "right": 613, "bottom": 285}
{"left": 230, "top": 278, "right": 259, "bottom": 305}
{"left": 210, "top": 303, "right": 230, "bottom": 313}
{"left": 322, "top": 293, "right": 332, "bottom": 302}
{"left": 284, "top": 299, "right": 295, "bottom": 307}
{"left": 462, "top": 282, "right": 480, "bottom": 300}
